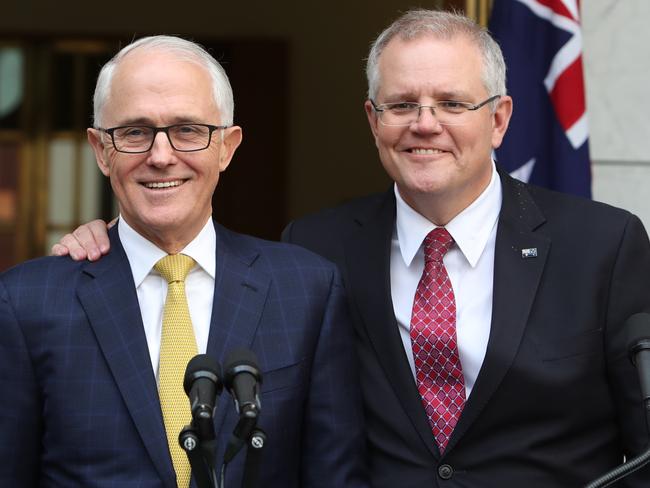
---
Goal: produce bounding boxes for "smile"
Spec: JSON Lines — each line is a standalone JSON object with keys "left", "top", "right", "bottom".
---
{"left": 409, "top": 148, "right": 444, "bottom": 155}
{"left": 142, "top": 180, "right": 186, "bottom": 189}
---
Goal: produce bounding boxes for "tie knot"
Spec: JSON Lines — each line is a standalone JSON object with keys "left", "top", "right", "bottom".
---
{"left": 155, "top": 254, "right": 195, "bottom": 283}
{"left": 423, "top": 228, "right": 454, "bottom": 264}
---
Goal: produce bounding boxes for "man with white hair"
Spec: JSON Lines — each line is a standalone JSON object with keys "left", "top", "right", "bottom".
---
{"left": 52, "top": 9, "right": 650, "bottom": 487}
{"left": 0, "top": 35, "right": 367, "bottom": 488}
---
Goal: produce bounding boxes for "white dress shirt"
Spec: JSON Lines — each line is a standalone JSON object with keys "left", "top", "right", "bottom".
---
{"left": 119, "top": 217, "right": 216, "bottom": 378}
{"left": 391, "top": 162, "right": 502, "bottom": 398}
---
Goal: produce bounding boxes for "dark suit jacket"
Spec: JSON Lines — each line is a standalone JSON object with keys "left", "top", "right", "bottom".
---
{"left": 0, "top": 222, "right": 367, "bottom": 488}
{"left": 282, "top": 169, "right": 650, "bottom": 487}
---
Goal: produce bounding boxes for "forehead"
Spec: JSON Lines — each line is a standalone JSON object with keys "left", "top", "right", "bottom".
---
{"left": 376, "top": 34, "right": 486, "bottom": 100}
{"left": 104, "top": 50, "right": 218, "bottom": 125}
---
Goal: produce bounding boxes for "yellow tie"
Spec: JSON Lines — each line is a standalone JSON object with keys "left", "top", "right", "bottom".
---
{"left": 155, "top": 254, "right": 198, "bottom": 488}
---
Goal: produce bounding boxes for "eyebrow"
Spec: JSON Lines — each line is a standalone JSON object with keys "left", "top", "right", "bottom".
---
{"left": 114, "top": 116, "right": 205, "bottom": 126}
{"left": 380, "top": 90, "right": 473, "bottom": 102}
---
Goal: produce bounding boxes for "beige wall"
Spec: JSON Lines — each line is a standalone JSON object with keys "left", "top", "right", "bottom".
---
{"left": 583, "top": 0, "right": 650, "bottom": 229}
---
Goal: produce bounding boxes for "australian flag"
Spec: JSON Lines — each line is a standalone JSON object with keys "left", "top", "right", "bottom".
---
{"left": 489, "top": 0, "right": 591, "bottom": 198}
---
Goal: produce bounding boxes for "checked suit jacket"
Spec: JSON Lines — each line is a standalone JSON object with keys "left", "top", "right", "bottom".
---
{"left": 0, "top": 221, "right": 368, "bottom": 488}
{"left": 282, "top": 168, "right": 650, "bottom": 487}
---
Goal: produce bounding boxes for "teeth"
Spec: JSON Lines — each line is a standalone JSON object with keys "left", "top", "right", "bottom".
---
{"left": 411, "top": 148, "right": 442, "bottom": 155}
{"left": 144, "top": 180, "right": 183, "bottom": 189}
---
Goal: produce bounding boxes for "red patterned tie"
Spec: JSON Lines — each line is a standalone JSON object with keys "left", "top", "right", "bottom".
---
{"left": 410, "top": 227, "right": 465, "bottom": 453}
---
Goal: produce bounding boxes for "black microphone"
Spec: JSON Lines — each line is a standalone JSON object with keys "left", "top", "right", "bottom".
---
{"left": 183, "top": 354, "right": 223, "bottom": 441}
{"left": 582, "top": 314, "right": 650, "bottom": 488}
{"left": 223, "top": 349, "right": 262, "bottom": 420}
{"left": 627, "top": 313, "right": 650, "bottom": 414}
{"left": 627, "top": 314, "right": 650, "bottom": 474}
{"left": 222, "top": 349, "right": 263, "bottom": 465}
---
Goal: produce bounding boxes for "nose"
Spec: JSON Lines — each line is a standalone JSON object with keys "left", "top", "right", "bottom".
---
{"left": 411, "top": 105, "right": 443, "bottom": 134}
{"left": 147, "top": 131, "right": 176, "bottom": 166}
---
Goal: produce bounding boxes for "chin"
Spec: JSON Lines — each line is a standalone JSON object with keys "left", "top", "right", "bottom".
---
{"left": 404, "top": 175, "right": 449, "bottom": 194}
{"left": 138, "top": 211, "right": 185, "bottom": 230}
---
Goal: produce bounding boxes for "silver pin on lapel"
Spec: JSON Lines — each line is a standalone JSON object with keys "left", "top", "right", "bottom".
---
{"left": 521, "top": 248, "right": 538, "bottom": 258}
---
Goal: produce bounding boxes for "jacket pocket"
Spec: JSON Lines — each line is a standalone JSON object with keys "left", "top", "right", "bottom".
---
{"left": 536, "top": 328, "right": 604, "bottom": 361}
{"left": 260, "top": 358, "right": 307, "bottom": 393}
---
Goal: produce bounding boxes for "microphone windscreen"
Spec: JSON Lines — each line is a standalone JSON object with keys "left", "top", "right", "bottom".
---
{"left": 223, "top": 349, "right": 261, "bottom": 389}
{"left": 625, "top": 313, "right": 650, "bottom": 355}
{"left": 183, "top": 354, "right": 221, "bottom": 394}
{"left": 224, "top": 348, "right": 259, "bottom": 370}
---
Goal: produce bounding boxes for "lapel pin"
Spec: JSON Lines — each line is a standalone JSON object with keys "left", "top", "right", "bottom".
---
{"left": 521, "top": 248, "right": 538, "bottom": 259}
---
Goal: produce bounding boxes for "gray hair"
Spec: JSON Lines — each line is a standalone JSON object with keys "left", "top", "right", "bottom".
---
{"left": 366, "top": 9, "right": 506, "bottom": 109}
{"left": 93, "top": 35, "right": 234, "bottom": 127}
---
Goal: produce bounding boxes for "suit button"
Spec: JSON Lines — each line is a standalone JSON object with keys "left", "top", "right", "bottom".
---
{"left": 438, "top": 464, "right": 453, "bottom": 480}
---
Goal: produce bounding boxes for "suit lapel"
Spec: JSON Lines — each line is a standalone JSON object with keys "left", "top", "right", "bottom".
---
{"left": 205, "top": 223, "right": 270, "bottom": 435}
{"left": 344, "top": 191, "right": 440, "bottom": 458}
{"left": 76, "top": 227, "right": 176, "bottom": 488}
{"left": 448, "top": 172, "right": 550, "bottom": 451}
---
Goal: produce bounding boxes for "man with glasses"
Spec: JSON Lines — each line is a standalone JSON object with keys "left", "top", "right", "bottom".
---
{"left": 0, "top": 35, "right": 367, "bottom": 488}
{"left": 53, "top": 9, "right": 650, "bottom": 487}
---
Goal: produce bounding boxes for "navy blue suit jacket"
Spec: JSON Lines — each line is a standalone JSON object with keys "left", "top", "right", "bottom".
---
{"left": 0, "top": 222, "right": 367, "bottom": 488}
{"left": 282, "top": 169, "right": 650, "bottom": 487}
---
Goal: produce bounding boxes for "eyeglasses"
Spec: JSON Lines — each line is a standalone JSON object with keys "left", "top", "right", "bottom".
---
{"left": 98, "top": 123, "right": 229, "bottom": 153}
{"left": 370, "top": 95, "right": 501, "bottom": 126}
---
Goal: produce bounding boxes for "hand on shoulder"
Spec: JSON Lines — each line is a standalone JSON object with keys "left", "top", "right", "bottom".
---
{"left": 51, "top": 218, "right": 115, "bottom": 261}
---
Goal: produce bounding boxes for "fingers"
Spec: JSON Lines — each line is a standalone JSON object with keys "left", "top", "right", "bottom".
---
{"left": 51, "top": 242, "right": 72, "bottom": 257}
{"left": 51, "top": 233, "right": 89, "bottom": 260}
{"left": 85, "top": 219, "right": 111, "bottom": 256}
{"left": 50, "top": 219, "right": 111, "bottom": 261}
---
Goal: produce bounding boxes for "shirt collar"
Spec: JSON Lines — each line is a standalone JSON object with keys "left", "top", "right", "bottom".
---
{"left": 395, "top": 161, "right": 502, "bottom": 268}
{"left": 119, "top": 217, "right": 216, "bottom": 287}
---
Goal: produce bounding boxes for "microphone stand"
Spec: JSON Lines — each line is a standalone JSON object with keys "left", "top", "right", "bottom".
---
{"left": 180, "top": 425, "right": 219, "bottom": 488}
{"left": 586, "top": 382, "right": 650, "bottom": 486}
{"left": 589, "top": 316, "right": 650, "bottom": 487}
{"left": 584, "top": 444, "right": 650, "bottom": 488}
{"left": 219, "top": 411, "right": 266, "bottom": 488}
{"left": 241, "top": 428, "right": 267, "bottom": 488}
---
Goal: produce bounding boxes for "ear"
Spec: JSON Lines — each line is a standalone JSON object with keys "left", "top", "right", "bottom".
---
{"left": 87, "top": 128, "right": 111, "bottom": 177}
{"left": 364, "top": 100, "right": 381, "bottom": 142}
{"left": 218, "top": 125, "right": 243, "bottom": 172}
{"left": 491, "top": 95, "right": 513, "bottom": 149}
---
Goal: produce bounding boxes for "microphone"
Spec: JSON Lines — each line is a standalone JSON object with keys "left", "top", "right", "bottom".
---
{"left": 222, "top": 348, "right": 263, "bottom": 465}
{"left": 627, "top": 313, "right": 650, "bottom": 413}
{"left": 583, "top": 314, "right": 650, "bottom": 487}
{"left": 223, "top": 349, "right": 262, "bottom": 419}
{"left": 183, "top": 354, "right": 223, "bottom": 441}
{"left": 582, "top": 314, "right": 650, "bottom": 488}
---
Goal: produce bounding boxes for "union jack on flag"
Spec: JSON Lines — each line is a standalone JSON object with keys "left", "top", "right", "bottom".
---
{"left": 489, "top": 0, "right": 591, "bottom": 197}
